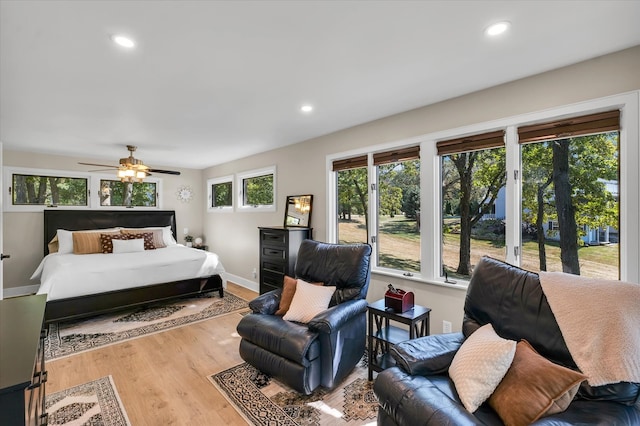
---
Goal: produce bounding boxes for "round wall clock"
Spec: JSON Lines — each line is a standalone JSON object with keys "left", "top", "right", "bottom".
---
{"left": 177, "top": 185, "right": 194, "bottom": 203}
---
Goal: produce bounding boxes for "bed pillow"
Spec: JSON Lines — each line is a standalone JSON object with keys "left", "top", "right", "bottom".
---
{"left": 282, "top": 279, "right": 335, "bottom": 323}
{"left": 121, "top": 232, "right": 155, "bottom": 250}
{"left": 101, "top": 233, "right": 130, "bottom": 253}
{"left": 488, "top": 340, "right": 587, "bottom": 426}
{"left": 57, "top": 228, "right": 121, "bottom": 254}
{"left": 48, "top": 235, "right": 59, "bottom": 254}
{"left": 121, "top": 228, "right": 166, "bottom": 248}
{"left": 73, "top": 230, "right": 121, "bottom": 254}
{"left": 112, "top": 238, "right": 145, "bottom": 254}
{"left": 449, "top": 323, "right": 517, "bottom": 413}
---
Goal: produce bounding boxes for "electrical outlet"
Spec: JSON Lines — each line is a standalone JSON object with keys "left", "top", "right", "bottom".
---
{"left": 183, "top": 227, "right": 189, "bottom": 236}
{"left": 443, "top": 320, "right": 452, "bottom": 334}
{"left": 252, "top": 268, "right": 257, "bottom": 279}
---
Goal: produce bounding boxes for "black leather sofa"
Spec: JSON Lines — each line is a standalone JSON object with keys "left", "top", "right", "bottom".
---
{"left": 237, "top": 239, "right": 372, "bottom": 395}
{"left": 374, "top": 257, "right": 640, "bottom": 425}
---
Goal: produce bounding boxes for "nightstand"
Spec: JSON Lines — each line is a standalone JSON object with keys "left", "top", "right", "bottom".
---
{"left": 367, "top": 298, "right": 431, "bottom": 380}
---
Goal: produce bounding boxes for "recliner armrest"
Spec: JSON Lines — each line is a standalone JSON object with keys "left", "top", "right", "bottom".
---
{"left": 248, "top": 289, "right": 281, "bottom": 314}
{"left": 307, "top": 299, "right": 367, "bottom": 334}
{"left": 391, "top": 332, "right": 464, "bottom": 376}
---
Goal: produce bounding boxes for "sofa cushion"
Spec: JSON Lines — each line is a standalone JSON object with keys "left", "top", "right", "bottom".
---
{"left": 391, "top": 332, "right": 464, "bottom": 376}
{"left": 275, "top": 276, "right": 298, "bottom": 316}
{"left": 488, "top": 340, "right": 587, "bottom": 426}
{"left": 449, "top": 323, "right": 516, "bottom": 413}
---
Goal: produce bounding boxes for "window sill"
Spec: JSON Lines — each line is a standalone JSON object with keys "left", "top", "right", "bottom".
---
{"left": 371, "top": 268, "right": 469, "bottom": 292}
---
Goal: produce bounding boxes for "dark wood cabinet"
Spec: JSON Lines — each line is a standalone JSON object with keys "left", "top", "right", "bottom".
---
{"left": 259, "top": 227, "right": 311, "bottom": 294}
{"left": 0, "top": 294, "right": 48, "bottom": 426}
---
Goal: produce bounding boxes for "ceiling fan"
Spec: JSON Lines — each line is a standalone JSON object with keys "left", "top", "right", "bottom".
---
{"left": 79, "top": 145, "right": 181, "bottom": 183}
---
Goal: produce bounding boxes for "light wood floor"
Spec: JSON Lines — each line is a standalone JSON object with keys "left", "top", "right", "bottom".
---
{"left": 45, "top": 282, "right": 258, "bottom": 425}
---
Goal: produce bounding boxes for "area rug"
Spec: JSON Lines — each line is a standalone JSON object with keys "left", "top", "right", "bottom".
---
{"left": 45, "top": 290, "right": 248, "bottom": 360}
{"left": 209, "top": 357, "right": 377, "bottom": 425}
{"left": 46, "top": 376, "right": 130, "bottom": 426}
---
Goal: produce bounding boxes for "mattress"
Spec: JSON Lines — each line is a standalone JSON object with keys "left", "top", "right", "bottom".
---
{"left": 32, "top": 245, "right": 225, "bottom": 301}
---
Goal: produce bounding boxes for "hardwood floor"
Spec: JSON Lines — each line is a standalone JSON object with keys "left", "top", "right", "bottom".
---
{"left": 45, "top": 282, "right": 258, "bottom": 425}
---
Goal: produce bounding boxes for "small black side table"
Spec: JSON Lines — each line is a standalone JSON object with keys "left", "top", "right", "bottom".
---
{"left": 367, "top": 298, "right": 431, "bottom": 380}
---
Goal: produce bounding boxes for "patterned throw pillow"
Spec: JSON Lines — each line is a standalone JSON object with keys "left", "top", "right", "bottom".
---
{"left": 123, "top": 232, "right": 156, "bottom": 251}
{"left": 101, "top": 234, "right": 131, "bottom": 254}
{"left": 101, "top": 233, "right": 155, "bottom": 253}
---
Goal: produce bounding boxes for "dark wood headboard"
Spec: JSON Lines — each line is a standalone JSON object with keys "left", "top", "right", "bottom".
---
{"left": 43, "top": 210, "right": 177, "bottom": 256}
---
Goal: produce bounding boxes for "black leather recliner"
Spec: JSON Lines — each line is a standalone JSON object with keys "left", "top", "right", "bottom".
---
{"left": 236, "top": 239, "right": 372, "bottom": 395}
{"left": 374, "top": 256, "right": 640, "bottom": 425}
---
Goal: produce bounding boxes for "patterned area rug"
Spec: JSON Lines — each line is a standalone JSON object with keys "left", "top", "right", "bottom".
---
{"left": 46, "top": 376, "right": 130, "bottom": 426}
{"left": 209, "top": 357, "right": 378, "bottom": 425}
{"left": 45, "top": 290, "right": 248, "bottom": 360}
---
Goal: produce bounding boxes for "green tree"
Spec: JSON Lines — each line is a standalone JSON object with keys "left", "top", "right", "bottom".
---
{"left": 522, "top": 132, "right": 618, "bottom": 274}
{"left": 213, "top": 182, "right": 232, "bottom": 207}
{"left": 443, "top": 147, "right": 506, "bottom": 276}
{"left": 245, "top": 175, "right": 273, "bottom": 205}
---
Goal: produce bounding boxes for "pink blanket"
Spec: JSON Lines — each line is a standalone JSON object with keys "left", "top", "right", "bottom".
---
{"left": 539, "top": 271, "right": 640, "bottom": 386}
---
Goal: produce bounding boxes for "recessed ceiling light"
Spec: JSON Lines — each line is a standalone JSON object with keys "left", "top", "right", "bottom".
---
{"left": 301, "top": 105, "right": 313, "bottom": 113}
{"left": 485, "top": 21, "right": 511, "bottom": 37}
{"left": 111, "top": 34, "right": 136, "bottom": 48}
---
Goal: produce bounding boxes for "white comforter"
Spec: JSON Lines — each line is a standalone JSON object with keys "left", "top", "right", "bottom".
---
{"left": 32, "top": 245, "right": 225, "bottom": 301}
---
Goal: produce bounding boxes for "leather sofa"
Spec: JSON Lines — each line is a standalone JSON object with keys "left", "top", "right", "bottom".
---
{"left": 374, "top": 257, "right": 640, "bottom": 425}
{"left": 237, "top": 239, "right": 372, "bottom": 395}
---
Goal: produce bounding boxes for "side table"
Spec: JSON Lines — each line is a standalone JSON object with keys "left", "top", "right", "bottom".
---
{"left": 367, "top": 298, "right": 431, "bottom": 380}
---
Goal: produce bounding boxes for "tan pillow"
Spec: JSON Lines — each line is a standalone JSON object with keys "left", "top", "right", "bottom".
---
{"left": 121, "top": 229, "right": 166, "bottom": 248}
{"left": 282, "top": 279, "right": 335, "bottom": 323}
{"left": 73, "top": 231, "right": 120, "bottom": 254}
{"left": 275, "top": 276, "right": 298, "bottom": 316}
{"left": 488, "top": 340, "right": 587, "bottom": 426}
{"left": 449, "top": 323, "right": 516, "bottom": 413}
{"left": 48, "top": 235, "right": 59, "bottom": 254}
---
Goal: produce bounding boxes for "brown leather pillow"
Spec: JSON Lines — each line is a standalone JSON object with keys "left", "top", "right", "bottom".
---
{"left": 275, "top": 276, "right": 298, "bottom": 316}
{"left": 488, "top": 340, "right": 587, "bottom": 426}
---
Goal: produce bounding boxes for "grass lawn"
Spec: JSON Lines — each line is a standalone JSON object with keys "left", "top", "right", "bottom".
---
{"left": 341, "top": 215, "right": 619, "bottom": 280}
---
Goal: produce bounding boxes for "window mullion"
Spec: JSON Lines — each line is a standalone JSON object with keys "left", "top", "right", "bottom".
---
{"left": 504, "top": 125, "right": 521, "bottom": 266}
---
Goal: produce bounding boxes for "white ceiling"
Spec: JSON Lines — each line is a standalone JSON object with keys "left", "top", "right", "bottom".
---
{"left": 1, "top": 1, "right": 639, "bottom": 170}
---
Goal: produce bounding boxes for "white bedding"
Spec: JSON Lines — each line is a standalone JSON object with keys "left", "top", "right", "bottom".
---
{"left": 32, "top": 245, "right": 225, "bottom": 301}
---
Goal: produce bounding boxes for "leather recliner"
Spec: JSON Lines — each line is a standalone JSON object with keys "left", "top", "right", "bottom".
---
{"left": 236, "top": 239, "right": 372, "bottom": 395}
{"left": 374, "top": 256, "right": 640, "bottom": 425}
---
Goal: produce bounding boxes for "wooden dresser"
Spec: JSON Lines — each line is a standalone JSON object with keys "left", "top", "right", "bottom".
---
{"left": 258, "top": 227, "right": 311, "bottom": 294}
{"left": 0, "top": 294, "right": 48, "bottom": 426}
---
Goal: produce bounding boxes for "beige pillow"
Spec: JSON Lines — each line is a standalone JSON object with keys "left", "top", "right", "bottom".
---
{"left": 449, "top": 323, "right": 516, "bottom": 413}
{"left": 73, "top": 231, "right": 121, "bottom": 254}
{"left": 48, "top": 235, "right": 59, "bottom": 254}
{"left": 121, "top": 228, "right": 166, "bottom": 248}
{"left": 488, "top": 340, "right": 587, "bottom": 426}
{"left": 282, "top": 279, "right": 335, "bottom": 323}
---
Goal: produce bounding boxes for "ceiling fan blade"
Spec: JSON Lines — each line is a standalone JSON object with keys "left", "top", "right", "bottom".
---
{"left": 79, "top": 162, "right": 119, "bottom": 169}
{"left": 148, "top": 168, "right": 181, "bottom": 176}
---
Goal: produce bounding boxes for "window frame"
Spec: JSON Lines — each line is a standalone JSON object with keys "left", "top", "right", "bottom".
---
{"left": 327, "top": 91, "right": 639, "bottom": 286}
{"left": 236, "top": 165, "right": 276, "bottom": 212}
{"left": 4, "top": 166, "right": 163, "bottom": 212}
{"left": 207, "top": 175, "right": 234, "bottom": 212}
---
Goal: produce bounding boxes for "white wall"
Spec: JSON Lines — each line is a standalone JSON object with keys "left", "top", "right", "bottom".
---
{"left": 2, "top": 150, "right": 204, "bottom": 293}
{"left": 203, "top": 46, "right": 640, "bottom": 333}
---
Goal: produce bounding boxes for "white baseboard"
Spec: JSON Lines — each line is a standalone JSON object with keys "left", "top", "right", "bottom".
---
{"left": 3, "top": 284, "right": 40, "bottom": 298}
{"left": 223, "top": 272, "right": 259, "bottom": 293}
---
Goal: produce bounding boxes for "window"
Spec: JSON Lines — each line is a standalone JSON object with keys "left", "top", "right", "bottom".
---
{"left": 374, "top": 147, "right": 421, "bottom": 273}
{"left": 7, "top": 169, "right": 88, "bottom": 209}
{"left": 99, "top": 179, "right": 157, "bottom": 207}
{"left": 438, "top": 131, "right": 506, "bottom": 280}
{"left": 519, "top": 111, "right": 620, "bottom": 279}
{"left": 4, "top": 166, "right": 163, "bottom": 211}
{"left": 327, "top": 93, "right": 639, "bottom": 285}
{"left": 207, "top": 175, "right": 233, "bottom": 212}
{"left": 236, "top": 166, "right": 276, "bottom": 211}
{"left": 334, "top": 156, "right": 369, "bottom": 244}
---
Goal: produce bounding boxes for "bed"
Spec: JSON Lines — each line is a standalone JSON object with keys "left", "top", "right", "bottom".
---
{"left": 34, "top": 210, "right": 225, "bottom": 323}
